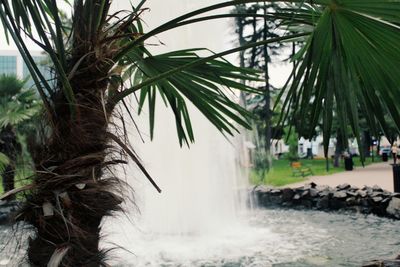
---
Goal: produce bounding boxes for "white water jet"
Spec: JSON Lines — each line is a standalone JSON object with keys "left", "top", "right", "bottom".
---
{"left": 101, "top": 1, "right": 323, "bottom": 266}
{"left": 103, "top": 97, "right": 251, "bottom": 265}
{"left": 129, "top": 103, "right": 247, "bottom": 235}
{"left": 101, "top": 1, "right": 254, "bottom": 264}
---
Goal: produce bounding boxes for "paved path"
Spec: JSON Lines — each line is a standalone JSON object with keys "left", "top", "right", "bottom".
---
{"left": 286, "top": 162, "right": 395, "bottom": 192}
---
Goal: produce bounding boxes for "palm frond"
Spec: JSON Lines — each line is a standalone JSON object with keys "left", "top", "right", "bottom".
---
{"left": 0, "top": 75, "right": 41, "bottom": 128}
{"left": 0, "top": 152, "right": 9, "bottom": 174}
{"left": 278, "top": 0, "right": 400, "bottom": 160}
{"left": 124, "top": 48, "right": 261, "bottom": 145}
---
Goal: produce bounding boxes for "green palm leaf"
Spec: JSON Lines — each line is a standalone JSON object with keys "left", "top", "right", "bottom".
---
{"left": 0, "top": 152, "right": 9, "bottom": 174}
{"left": 278, "top": 0, "right": 400, "bottom": 160}
{"left": 125, "top": 48, "right": 260, "bottom": 145}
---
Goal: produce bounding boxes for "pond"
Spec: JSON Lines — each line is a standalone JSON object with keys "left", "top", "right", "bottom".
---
{"left": 108, "top": 209, "right": 400, "bottom": 267}
{"left": 1, "top": 209, "right": 399, "bottom": 266}
{"left": 0, "top": 209, "right": 400, "bottom": 267}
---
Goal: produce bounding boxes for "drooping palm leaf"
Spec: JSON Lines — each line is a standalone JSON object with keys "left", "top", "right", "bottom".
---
{"left": 276, "top": 0, "right": 400, "bottom": 161}
{"left": 0, "top": 0, "right": 288, "bottom": 144}
{"left": 124, "top": 48, "right": 260, "bottom": 145}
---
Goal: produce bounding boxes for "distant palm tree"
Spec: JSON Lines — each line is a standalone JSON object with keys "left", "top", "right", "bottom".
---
{"left": 0, "top": 75, "right": 40, "bottom": 199}
{"left": 0, "top": 0, "right": 400, "bottom": 266}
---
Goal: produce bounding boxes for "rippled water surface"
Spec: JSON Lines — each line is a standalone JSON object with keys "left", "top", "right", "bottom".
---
{"left": 2, "top": 209, "right": 400, "bottom": 266}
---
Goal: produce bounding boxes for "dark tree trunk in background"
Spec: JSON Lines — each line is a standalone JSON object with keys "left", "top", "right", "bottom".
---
{"left": 0, "top": 126, "right": 20, "bottom": 200}
{"left": 334, "top": 131, "right": 343, "bottom": 168}
{"left": 263, "top": 4, "right": 272, "bottom": 160}
{"left": 237, "top": 11, "right": 247, "bottom": 107}
{"left": 362, "top": 131, "right": 372, "bottom": 158}
{"left": 2, "top": 165, "right": 15, "bottom": 195}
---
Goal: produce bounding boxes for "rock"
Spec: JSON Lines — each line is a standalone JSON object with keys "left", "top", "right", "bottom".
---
{"left": 304, "top": 182, "right": 317, "bottom": 190}
{"left": 331, "top": 197, "right": 346, "bottom": 210}
{"left": 346, "top": 191, "right": 357, "bottom": 197}
{"left": 259, "top": 194, "right": 271, "bottom": 206}
{"left": 366, "top": 188, "right": 374, "bottom": 196}
{"left": 360, "top": 198, "right": 370, "bottom": 207}
{"left": 333, "top": 191, "right": 347, "bottom": 199}
{"left": 372, "top": 191, "right": 383, "bottom": 198}
{"left": 310, "top": 188, "right": 319, "bottom": 197}
{"left": 387, "top": 198, "right": 400, "bottom": 219}
{"left": 301, "top": 190, "right": 310, "bottom": 198}
{"left": 337, "top": 183, "right": 351, "bottom": 190}
{"left": 316, "top": 196, "right": 330, "bottom": 209}
{"left": 350, "top": 186, "right": 359, "bottom": 191}
{"left": 303, "top": 184, "right": 312, "bottom": 190}
{"left": 271, "top": 189, "right": 281, "bottom": 195}
{"left": 316, "top": 185, "right": 329, "bottom": 191}
{"left": 372, "top": 197, "right": 383, "bottom": 203}
{"left": 269, "top": 195, "right": 283, "bottom": 205}
{"left": 372, "top": 185, "right": 384, "bottom": 192}
{"left": 319, "top": 189, "right": 331, "bottom": 197}
{"left": 252, "top": 182, "right": 400, "bottom": 220}
{"left": 346, "top": 197, "right": 357, "bottom": 206}
{"left": 253, "top": 185, "right": 270, "bottom": 194}
{"left": 357, "top": 190, "right": 368, "bottom": 198}
{"left": 281, "top": 188, "right": 294, "bottom": 202}
{"left": 295, "top": 186, "right": 305, "bottom": 191}
{"left": 300, "top": 199, "right": 313, "bottom": 208}
{"left": 383, "top": 191, "right": 392, "bottom": 197}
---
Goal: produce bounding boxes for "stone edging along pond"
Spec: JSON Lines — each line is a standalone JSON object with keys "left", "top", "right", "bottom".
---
{"left": 2, "top": 182, "right": 400, "bottom": 225}
{"left": 252, "top": 182, "right": 400, "bottom": 220}
{"left": 0, "top": 200, "right": 19, "bottom": 225}
{"left": 253, "top": 183, "right": 400, "bottom": 266}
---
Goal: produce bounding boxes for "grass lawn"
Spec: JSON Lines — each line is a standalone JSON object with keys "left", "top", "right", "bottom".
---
{"left": 250, "top": 156, "right": 381, "bottom": 187}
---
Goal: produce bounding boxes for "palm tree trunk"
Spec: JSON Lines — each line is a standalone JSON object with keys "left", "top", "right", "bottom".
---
{"left": 20, "top": 83, "right": 123, "bottom": 266}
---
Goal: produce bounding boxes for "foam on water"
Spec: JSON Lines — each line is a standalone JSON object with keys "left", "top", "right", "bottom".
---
{"left": 105, "top": 210, "right": 331, "bottom": 267}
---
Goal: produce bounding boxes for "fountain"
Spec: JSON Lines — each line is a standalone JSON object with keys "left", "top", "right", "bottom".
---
{"left": 1, "top": 2, "right": 400, "bottom": 266}
{"left": 100, "top": 1, "right": 400, "bottom": 266}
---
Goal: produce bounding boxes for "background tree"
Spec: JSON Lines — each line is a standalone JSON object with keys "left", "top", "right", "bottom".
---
{"left": 233, "top": 2, "right": 284, "bottom": 171}
{"left": 0, "top": 75, "right": 40, "bottom": 199}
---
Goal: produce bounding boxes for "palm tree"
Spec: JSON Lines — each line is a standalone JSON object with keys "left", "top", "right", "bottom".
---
{"left": 0, "top": 1, "right": 261, "bottom": 265}
{"left": 0, "top": 75, "right": 40, "bottom": 199}
{"left": 0, "top": 0, "right": 399, "bottom": 265}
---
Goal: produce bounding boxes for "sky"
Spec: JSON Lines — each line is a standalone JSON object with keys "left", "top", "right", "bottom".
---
{"left": 0, "top": 0, "right": 292, "bottom": 88}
